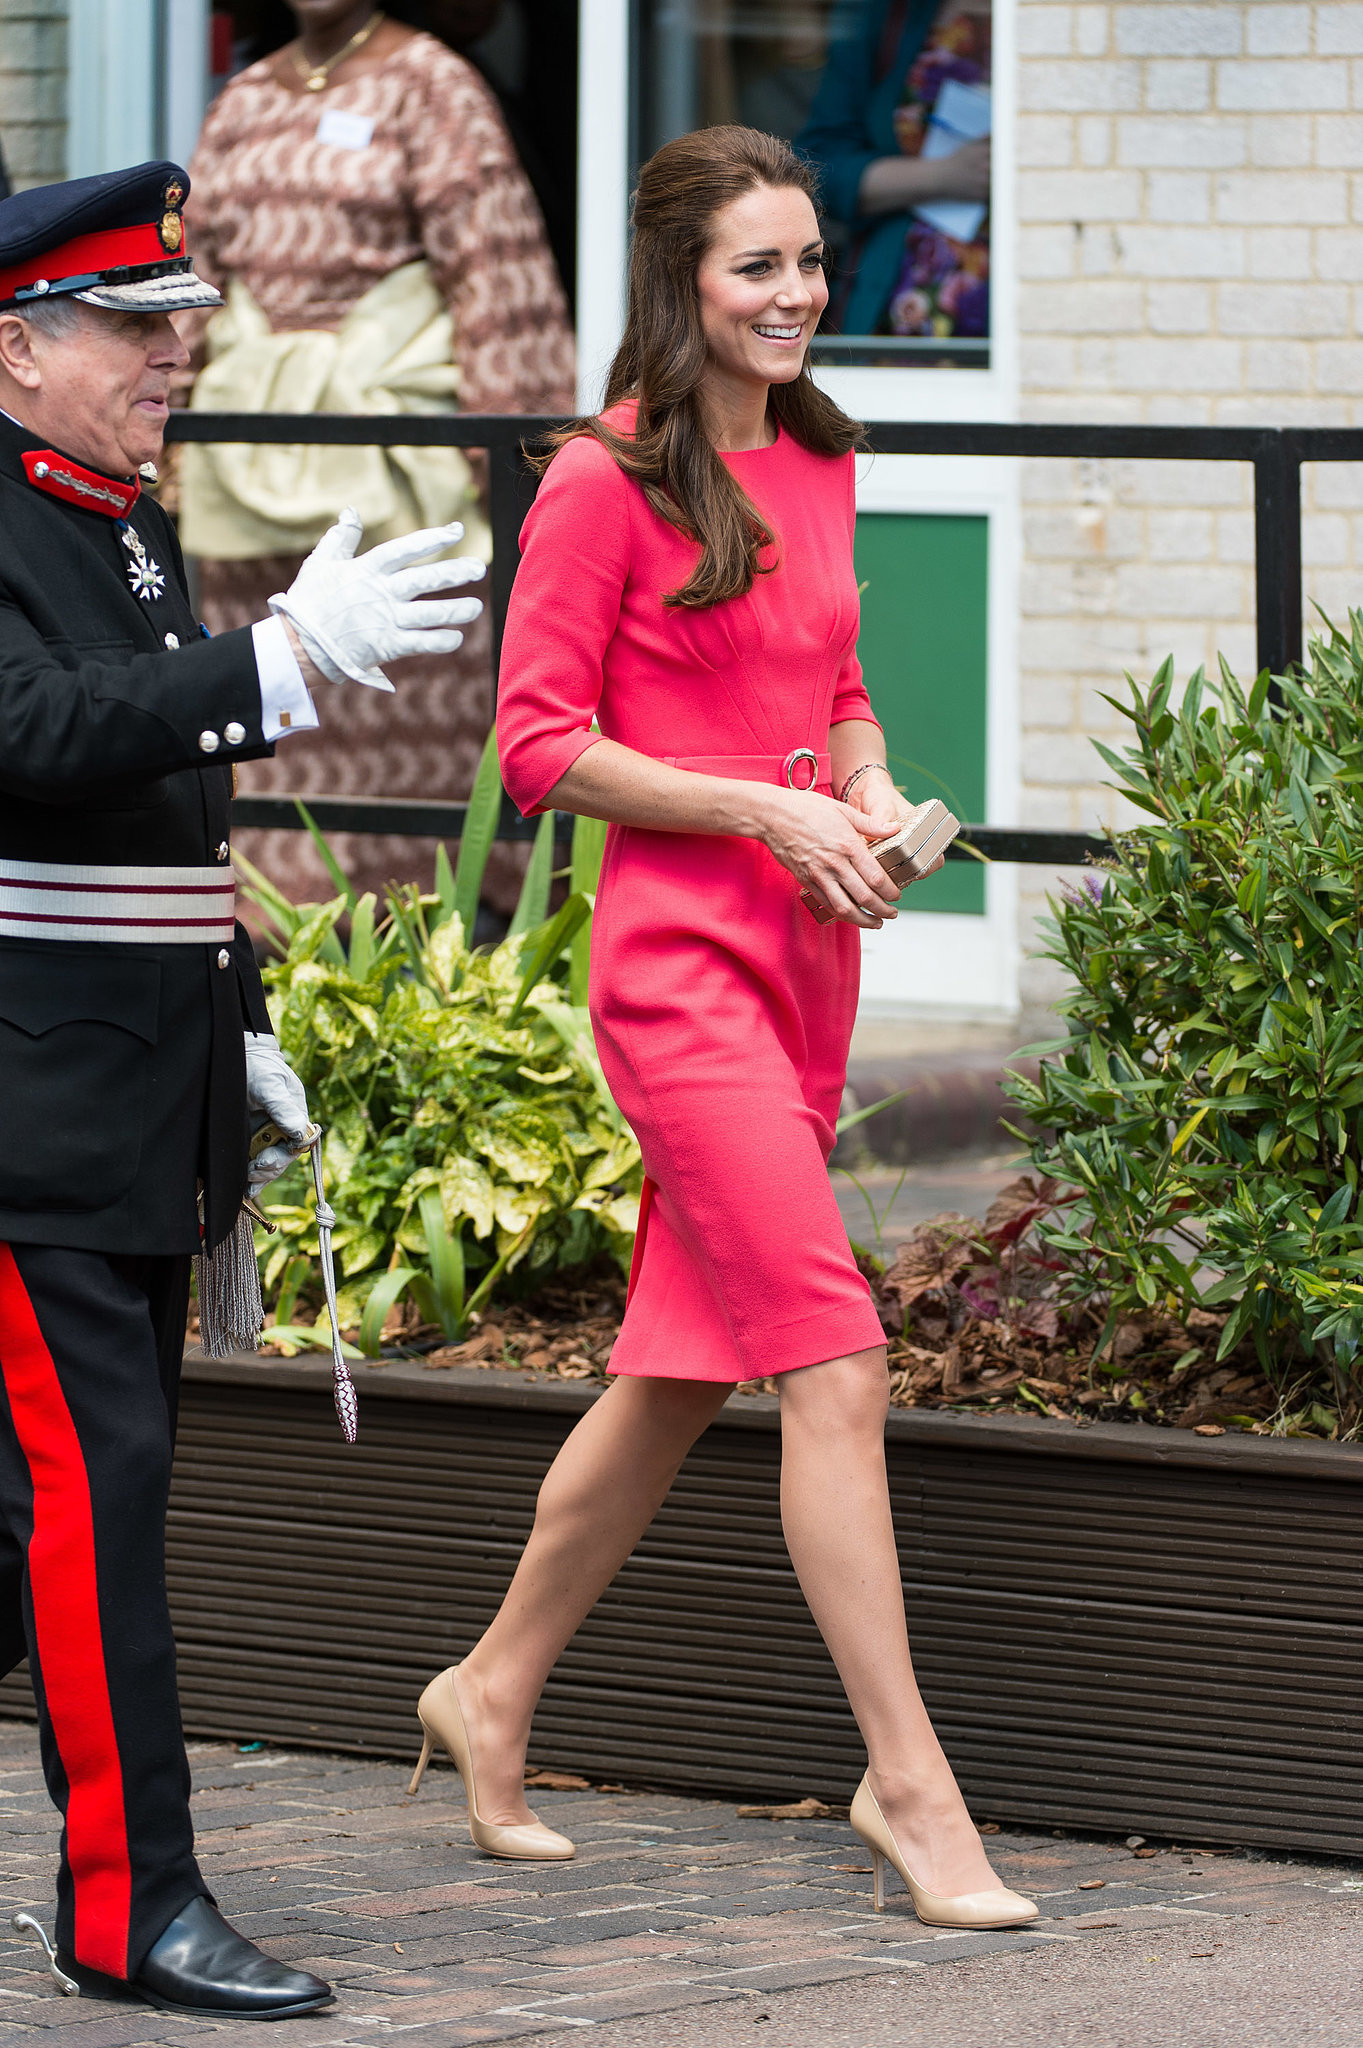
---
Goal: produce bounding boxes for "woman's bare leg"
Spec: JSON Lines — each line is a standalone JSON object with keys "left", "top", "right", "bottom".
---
{"left": 777, "top": 1349, "right": 1000, "bottom": 1896}
{"left": 453, "top": 1375, "right": 730, "bottom": 1824}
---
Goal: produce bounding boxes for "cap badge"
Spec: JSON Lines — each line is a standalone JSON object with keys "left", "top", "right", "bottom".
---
{"left": 121, "top": 521, "right": 166, "bottom": 602}
{"left": 158, "top": 179, "right": 185, "bottom": 253}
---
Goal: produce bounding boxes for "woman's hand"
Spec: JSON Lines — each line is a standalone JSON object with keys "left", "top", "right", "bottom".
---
{"left": 841, "top": 766, "right": 948, "bottom": 885}
{"left": 757, "top": 787, "right": 903, "bottom": 929}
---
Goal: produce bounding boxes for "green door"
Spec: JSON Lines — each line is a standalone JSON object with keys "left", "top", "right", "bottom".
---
{"left": 853, "top": 512, "right": 988, "bottom": 914}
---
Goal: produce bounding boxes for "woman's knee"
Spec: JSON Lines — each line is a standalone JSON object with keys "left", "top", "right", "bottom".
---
{"left": 777, "top": 1348, "right": 890, "bottom": 1435}
{"left": 611, "top": 1374, "right": 730, "bottom": 1430}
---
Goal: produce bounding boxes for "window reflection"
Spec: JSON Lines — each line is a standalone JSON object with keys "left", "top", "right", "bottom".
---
{"left": 636, "top": 1, "right": 992, "bottom": 366}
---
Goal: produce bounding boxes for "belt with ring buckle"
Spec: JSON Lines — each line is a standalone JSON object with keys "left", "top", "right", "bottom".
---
{"left": 783, "top": 747, "right": 819, "bottom": 791}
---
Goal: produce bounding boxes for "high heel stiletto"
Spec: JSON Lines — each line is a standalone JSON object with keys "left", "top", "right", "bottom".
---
{"left": 849, "top": 1776, "right": 1037, "bottom": 1928}
{"left": 408, "top": 1666, "right": 575, "bottom": 1861}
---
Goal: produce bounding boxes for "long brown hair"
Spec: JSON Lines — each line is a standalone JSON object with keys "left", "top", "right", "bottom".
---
{"left": 540, "top": 126, "right": 864, "bottom": 609}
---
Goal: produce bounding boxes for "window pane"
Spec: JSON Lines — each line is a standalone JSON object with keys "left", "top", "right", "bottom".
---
{"left": 635, "top": 1, "right": 992, "bottom": 366}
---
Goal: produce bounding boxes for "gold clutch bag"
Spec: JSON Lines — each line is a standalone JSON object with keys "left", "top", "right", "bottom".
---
{"left": 800, "top": 799, "right": 961, "bottom": 926}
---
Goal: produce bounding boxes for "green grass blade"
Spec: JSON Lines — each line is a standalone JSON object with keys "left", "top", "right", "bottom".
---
{"left": 231, "top": 847, "right": 307, "bottom": 953}
{"left": 453, "top": 726, "right": 503, "bottom": 934}
{"left": 348, "top": 892, "right": 376, "bottom": 982}
{"left": 433, "top": 841, "right": 457, "bottom": 929}
{"left": 419, "top": 1187, "right": 465, "bottom": 1340}
{"left": 357, "top": 1266, "right": 418, "bottom": 1358}
{"left": 507, "top": 892, "right": 592, "bottom": 1023}
{"left": 569, "top": 814, "right": 606, "bottom": 1006}
{"left": 295, "top": 800, "right": 358, "bottom": 913}
{"left": 464, "top": 1219, "right": 537, "bottom": 1323}
{"left": 570, "top": 811, "right": 607, "bottom": 895}
{"left": 269, "top": 1324, "right": 364, "bottom": 1359}
{"left": 835, "top": 1088, "right": 908, "bottom": 1136}
{"left": 383, "top": 889, "right": 432, "bottom": 989}
{"left": 507, "top": 809, "right": 555, "bottom": 939}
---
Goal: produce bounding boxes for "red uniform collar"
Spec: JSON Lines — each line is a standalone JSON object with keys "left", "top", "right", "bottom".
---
{"left": 21, "top": 447, "right": 139, "bottom": 518}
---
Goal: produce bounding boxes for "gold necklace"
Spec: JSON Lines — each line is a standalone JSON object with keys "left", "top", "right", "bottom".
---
{"left": 293, "top": 9, "right": 384, "bottom": 92}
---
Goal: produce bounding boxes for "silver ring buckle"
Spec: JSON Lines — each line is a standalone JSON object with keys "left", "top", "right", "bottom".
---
{"left": 783, "top": 747, "right": 819, "bottom": 791}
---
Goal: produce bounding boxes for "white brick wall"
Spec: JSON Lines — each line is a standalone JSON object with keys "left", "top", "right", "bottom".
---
{"left": 0, "top": 0, "right": 66, "bottom": 189}
{"left": 1017, "top": 0, "right": 1363, "bottom": 1024}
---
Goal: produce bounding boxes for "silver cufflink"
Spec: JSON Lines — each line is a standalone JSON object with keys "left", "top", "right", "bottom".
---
{"left": 198, "top": 730, "right": 219, "bottom": 753}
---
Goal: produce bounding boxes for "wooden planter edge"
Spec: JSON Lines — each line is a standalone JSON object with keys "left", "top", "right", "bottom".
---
{"left": 184, "top": 1348, "right": 1363, "bottom": 1482}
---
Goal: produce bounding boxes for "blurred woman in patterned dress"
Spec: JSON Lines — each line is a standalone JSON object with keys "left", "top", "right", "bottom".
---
{"left": 178, "top": 2, "right": 575, "bottom": 908}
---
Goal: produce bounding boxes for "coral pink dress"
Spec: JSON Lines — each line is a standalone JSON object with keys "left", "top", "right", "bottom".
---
{"left": 497, "top": 414, "right": 887, "bottom": 1380}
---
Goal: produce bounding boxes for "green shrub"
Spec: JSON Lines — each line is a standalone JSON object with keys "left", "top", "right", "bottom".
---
{"left": 239, "top": 733, "right": 641, "bottom": 1357}
{"left": 1005, "top": 626, "right": 1363, "bottom": 1437}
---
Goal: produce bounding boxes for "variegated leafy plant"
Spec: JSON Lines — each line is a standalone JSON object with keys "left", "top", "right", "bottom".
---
{"left": 236, "top": 732, "right": 639, "bottom": 1358}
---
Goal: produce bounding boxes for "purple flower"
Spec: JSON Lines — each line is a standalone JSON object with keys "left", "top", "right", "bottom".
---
{"left": 910, "top": 49, "right": 983, "bottom": 103}
{"left": 908, "top": 227, "right": 957, "bottom": 287}
{"left": 950, "top": 273, "right": 990, "bottom": 336}
{"left": 1060, "top": 871, "right": 1106, "bottom": 911}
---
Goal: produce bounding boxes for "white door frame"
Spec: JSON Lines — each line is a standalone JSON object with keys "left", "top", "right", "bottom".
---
{"left": 576, "top": 0, "right": 1018, "bottom": 426}
{"left": 853, "top": 454, "right": 1020, "bottom": 1023}
{"left": 67, "top": 0, "right": 209, "bottom": 181}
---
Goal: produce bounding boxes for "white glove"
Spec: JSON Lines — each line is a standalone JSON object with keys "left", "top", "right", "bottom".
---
{"left": 244, "top": 1032, "right": 312, "bottom": 1191}
{"left": 269, "top": 508, "right": 485, "bottom": 692}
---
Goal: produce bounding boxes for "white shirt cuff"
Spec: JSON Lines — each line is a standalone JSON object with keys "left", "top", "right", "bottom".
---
{"left": 252, "top": 617, "right": 319, "bottom": 742}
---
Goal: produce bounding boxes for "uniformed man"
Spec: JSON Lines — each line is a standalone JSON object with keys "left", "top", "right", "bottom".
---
{"left": 0, "top": 163, "right": 484, "bottom": 2018}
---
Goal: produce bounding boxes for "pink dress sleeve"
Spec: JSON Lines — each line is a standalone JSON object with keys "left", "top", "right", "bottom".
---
{"left": 497, "top": 435, "right": 631, "bottom": 815}
{"left": 829, "top": 452, "right": 880, "bottom": 730}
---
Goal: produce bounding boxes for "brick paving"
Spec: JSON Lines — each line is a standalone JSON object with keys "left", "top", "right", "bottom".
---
{"left": 0, "top": 1719, "right": 1356, "bottom": 2044}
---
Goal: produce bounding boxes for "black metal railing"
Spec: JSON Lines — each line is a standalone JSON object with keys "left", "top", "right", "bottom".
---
{"left": 168, "top": 412, "right": 1357, "bottom": 868}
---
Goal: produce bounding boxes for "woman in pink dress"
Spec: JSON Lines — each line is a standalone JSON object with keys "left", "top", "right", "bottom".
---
{"left": 409, "top": 126, "right": 1036, "bottom": 1930}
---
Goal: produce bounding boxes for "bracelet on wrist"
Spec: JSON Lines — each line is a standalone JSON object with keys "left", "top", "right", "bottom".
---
{"left": 838, "top": 761, "right": 894, "bottom": 805}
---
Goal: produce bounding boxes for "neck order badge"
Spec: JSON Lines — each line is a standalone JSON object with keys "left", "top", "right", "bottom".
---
{"left": 120, "top": 522, "right": 165, "bottom": 602}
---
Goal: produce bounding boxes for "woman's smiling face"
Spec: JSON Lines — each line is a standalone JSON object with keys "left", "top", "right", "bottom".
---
{"left": 695, "top": 183, "right": 828, "bottom": 394}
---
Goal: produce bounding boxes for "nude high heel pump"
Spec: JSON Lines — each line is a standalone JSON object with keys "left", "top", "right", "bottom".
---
{"left": 849, "top": 1776, "right": 1037, "bottom": 1928}
{"left": 408, "top": 1666, "right": 575, "bottom": 1860}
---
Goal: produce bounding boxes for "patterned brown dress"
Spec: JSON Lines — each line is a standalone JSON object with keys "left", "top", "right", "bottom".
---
{"left": 183, "top": 30, "right": 575, "bottom": 909}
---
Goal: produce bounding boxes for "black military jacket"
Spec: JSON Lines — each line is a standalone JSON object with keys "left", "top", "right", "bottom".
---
{"left": 0, "top": 411, "right": 277, "bottom": 1256}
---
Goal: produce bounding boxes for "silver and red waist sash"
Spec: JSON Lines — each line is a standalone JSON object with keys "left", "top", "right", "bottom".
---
{"left": 0, "top": 857, "right": 236, "bottom": 944}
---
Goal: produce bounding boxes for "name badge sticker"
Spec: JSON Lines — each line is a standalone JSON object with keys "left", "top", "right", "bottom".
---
{"left": 317, "top": 108, "right": 374, "bottom": 150}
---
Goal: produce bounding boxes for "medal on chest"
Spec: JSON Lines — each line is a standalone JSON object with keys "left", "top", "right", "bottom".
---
{"left": 119, "top": 519, "right": 166, "bottom": 602}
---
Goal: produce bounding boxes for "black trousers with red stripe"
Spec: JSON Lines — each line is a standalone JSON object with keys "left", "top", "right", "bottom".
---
{"left": 0, "top": 1242, "right": 206, "bottom": 1980}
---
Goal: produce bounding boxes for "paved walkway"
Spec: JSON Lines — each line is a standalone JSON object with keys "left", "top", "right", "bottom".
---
{"left": 830, "top": 1152, "right": 1025, "bottom": 1248}
{"left": 0, "top": 1721, "right": 1356, "bottom": 2046}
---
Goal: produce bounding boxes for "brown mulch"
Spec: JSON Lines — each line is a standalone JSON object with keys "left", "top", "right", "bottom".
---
{"left": 404, "top": 1181, "right": 1293, "bottom": 1435}
{"left": 200, "top": 1181, "right": 1318, "bottom": 1435}
{"left": 413, "top": 1272, "right": 626, "bottom": 1381}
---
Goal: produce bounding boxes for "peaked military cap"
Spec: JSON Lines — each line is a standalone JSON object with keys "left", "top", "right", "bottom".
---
{"left": 0, "top": 161, "right": 221, "bottom": 315}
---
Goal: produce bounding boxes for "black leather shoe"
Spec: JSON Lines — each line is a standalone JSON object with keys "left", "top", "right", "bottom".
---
{"left": 58, "top": 1895, "right": 333, "bottom": 2019}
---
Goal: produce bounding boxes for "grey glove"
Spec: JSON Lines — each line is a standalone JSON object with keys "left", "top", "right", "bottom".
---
{"left": 244, "top": 1032, "right": 312, "bottom": 1191}
{"left": 269, "top": 508, "right": 485, "bottom": 691}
